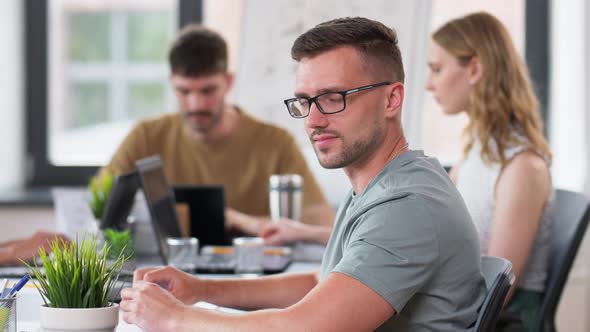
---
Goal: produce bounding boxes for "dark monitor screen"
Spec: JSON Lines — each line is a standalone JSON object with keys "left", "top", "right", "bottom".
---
{"left": 100, "top": 172, "right": 139, "bottom": 231}
{"left": 173, "top": 185, "right": 228, "bottom": 246}
{"left": 135, "top": 156, "right": 183, "bottom": 264}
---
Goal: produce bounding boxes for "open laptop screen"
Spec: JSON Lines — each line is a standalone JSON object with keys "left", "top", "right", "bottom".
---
{"left": 135, "top": 155, "right": 182, "bottom": 264}
{"left": 100, "top": 172, "right": 138, "bottom": 231}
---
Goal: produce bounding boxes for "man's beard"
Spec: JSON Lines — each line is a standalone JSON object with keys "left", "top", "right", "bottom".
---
{"left": 183, "top": 105, "right": 224, "bottom": 134}
{"left": 310, "top": 121, "right": 384, "bottom": 169}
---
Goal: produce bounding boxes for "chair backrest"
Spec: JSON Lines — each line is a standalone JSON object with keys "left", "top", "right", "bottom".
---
{"left": 535, "top": 189, "right": 590, "bottom": 332}
{"left": 472, "top": 256, "right": 514, "bottom": 332}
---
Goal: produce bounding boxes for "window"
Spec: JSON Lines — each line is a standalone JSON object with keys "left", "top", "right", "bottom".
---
{"left": 25, "top": 0, "right": 202, "bottom": 186}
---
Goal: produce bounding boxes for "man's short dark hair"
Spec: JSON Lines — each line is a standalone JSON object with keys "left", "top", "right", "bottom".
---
{"left": 169, "top": 24, "right": 228, "bottom": 77}
{"left": 291, "top": 17, "right": 404, "bottom": 83}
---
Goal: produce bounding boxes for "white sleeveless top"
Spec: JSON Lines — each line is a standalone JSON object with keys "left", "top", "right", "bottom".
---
{"left": 456, "top": 139, "right": 554, "bottom": 292}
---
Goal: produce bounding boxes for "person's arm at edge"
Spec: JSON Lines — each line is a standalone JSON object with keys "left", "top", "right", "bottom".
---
{"left": 123, "top": 272, "right": 394, "bottom": 332}
{"left": 0, "top": 246, "right": 20, "bottom": 265}
{"left": 487, "top": 151, "right": 551, "bottom": 303}
{"left": 0, "top": 232, "right": 69, "bottom": 265}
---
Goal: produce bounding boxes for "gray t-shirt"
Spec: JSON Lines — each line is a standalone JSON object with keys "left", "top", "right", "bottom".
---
{"left": 320, "top": 150, "right": 486, "bottom": 331}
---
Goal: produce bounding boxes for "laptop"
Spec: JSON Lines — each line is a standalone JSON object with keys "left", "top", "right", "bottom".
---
{"left": 135, "top": 156, "right": 183, "bottom": 265}
{"left": 134, "top": 155, "right": 292, "bottom": 274}
{"left": 100, "top": 171, "right": 139, "bottom": 231}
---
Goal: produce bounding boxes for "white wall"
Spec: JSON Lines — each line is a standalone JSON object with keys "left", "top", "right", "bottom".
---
{"left": 233, "top": 0, "right": 432, "bottom": 149}
{"left": 232, "top": 0, "right": 432, "bottom": 207}
{"left": 586, "top": 0, "right": 590, "bottom": 195}
{"left": 0, "top": 0, "right": 24, "bottom": 191}
{"left": 550, "top": 1, "right": 590, "bottom": 331}
{"left": 550, "top": 0, "right": 587, "bottom": 192}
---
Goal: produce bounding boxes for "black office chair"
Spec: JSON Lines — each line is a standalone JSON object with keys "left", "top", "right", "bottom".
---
{"left": 472, "top": 256, "right": 515, "bottom": 332}
{"left": 534, "top": 189, "right": 590, "bottom": 332}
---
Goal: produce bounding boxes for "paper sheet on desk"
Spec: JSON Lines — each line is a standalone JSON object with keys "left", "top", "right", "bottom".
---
{"left": 51, "top": 187, "right": 94, "bottom": 238}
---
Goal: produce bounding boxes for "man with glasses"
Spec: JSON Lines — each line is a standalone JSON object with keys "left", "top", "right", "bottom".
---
{"left": 121, "top": 17, "right": 486, "bottom": 331}
{"left": 102, "top": 24, "right": 334, "bottom": 235}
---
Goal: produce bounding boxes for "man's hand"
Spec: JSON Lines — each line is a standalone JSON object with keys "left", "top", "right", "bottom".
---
{"left": 259, "top": 219, "right": 306, "bottom": 245}
{"left": 133, "top": 266, "right": 203, "bottom": 305}
{"left": 120, "top": 280, "right": 189, "bottom": 332}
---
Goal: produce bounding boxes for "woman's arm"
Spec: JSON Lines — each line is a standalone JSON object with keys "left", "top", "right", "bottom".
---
{"left": 449, "top": 159, "right": 464, "bottom": 184}
{"left": 488, "top": 151, "right": 551, "bottom": 302}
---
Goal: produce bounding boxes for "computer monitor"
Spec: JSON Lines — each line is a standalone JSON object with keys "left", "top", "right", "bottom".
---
{"left": 173, "top": 185, "right": 228, "bottom": 246}
{"left": 135, "top": 155, "right": 182, "bottom": 264}
{"left": 100, "top": 172, "right": 139, "bottom": 231}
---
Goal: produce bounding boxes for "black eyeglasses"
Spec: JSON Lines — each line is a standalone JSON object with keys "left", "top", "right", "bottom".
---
{"left": 283, "top": 81, "right": 392, "bottom": 118}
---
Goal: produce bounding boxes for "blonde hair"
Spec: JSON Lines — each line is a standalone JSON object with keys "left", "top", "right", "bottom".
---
{"left": 432, "top": 12, "right": 551, "bottom": 166}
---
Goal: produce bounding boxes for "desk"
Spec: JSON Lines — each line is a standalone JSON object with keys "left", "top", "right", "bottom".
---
{"left": 13, "top": 245, "right": 323, "bottom": 331}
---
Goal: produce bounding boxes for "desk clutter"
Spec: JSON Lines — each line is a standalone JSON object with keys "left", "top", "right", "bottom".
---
{"left": 0, "top": 275, "right": 30, "bottom": 332}
{"left": 197, "top": 245, "right": 292, "bottom": 274}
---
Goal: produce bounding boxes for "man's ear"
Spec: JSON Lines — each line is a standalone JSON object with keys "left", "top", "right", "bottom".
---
{"left": 225, "top": 72, "right": 235, "bottom": 90}
{"left": 385, "top": 82, "right": 404, "bottom": 118}
{"left": 468, "top": 56, "right": 483, "bottom": 85}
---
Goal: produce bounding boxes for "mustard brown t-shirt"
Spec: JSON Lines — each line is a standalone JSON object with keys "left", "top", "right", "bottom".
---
{"left": 104, "top": 107, "right": 327, "bottom": 220}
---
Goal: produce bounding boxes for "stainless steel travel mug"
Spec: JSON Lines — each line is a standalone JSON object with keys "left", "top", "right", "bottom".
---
{"left": 269, "top": 174, "right": 303, "bottom": 222}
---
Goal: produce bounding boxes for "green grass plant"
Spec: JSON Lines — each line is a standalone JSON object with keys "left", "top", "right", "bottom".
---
{"left": 88, "top": 171, "right": 114, "bottom": 219}
{"left": 103, "top": 228, "right": 134, "bottom": 260}
{"left": 24, "top": 236, "right": 127, "bottom": 308}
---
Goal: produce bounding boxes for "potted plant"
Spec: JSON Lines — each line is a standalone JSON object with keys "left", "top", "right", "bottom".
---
{"left": 87, "top": 170, "right": 114, "bottom": 233}
{"left": 89, "top": 170, "right": 114, "bottom": 219}
{"left": 25, "top": 235, "right": 127, "bottom": 332}
{"left": 103, "top": 228, "right": 136, "bottom": 272}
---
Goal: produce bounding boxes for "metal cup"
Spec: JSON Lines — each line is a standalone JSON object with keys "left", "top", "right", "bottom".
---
{"left": 166, "top": 237, "right": 199, "bottom": 271}
{"left": 233, "top": 237, "right": 264, "bottom": 274}
{"left": 269, "top": 174, "right": 303, "bottom": 223}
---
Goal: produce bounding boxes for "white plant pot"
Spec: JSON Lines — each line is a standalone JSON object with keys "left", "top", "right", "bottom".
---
{"left": 40, "top": 303, "right": 119, "bottom": 332}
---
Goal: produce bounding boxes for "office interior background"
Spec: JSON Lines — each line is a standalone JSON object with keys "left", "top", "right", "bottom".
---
{"left": 0, "top": 0, "right": 588, "bottom": 330}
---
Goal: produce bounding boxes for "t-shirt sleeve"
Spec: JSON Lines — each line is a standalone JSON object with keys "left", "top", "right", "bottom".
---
{"left": 102, "top": 122, "right": 149, "bottom": 176}
{"left": 276, "top": 131, "right": 327, "bottom": 208}
{"left": 331, "top": 197, "right": 440, "bottom": 312}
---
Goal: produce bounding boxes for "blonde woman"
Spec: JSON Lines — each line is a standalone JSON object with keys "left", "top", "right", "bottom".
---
{"left": 426, "top": 12, "right": 553, "bottom": 331}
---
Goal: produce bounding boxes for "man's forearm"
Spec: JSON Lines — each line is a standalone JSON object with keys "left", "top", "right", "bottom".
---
{"left": 201, "top": 272, "right": 318, "bottom": 310}
{"left": 172, "top": 307, "right": 291, "bottom": 332}
{"left": 225, "top": 208, "right": 269, "bottom": 235}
